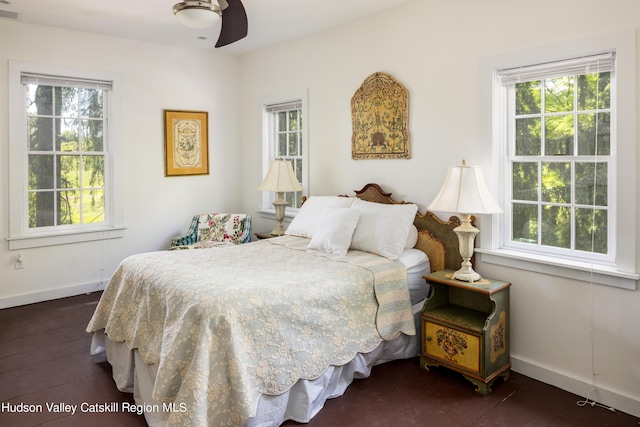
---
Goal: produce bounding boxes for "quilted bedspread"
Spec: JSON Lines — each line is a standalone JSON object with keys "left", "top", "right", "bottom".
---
{"left": 86, "top": 236, "right": 414, "bottom": 426}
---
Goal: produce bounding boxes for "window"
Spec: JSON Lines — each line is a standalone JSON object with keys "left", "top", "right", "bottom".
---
{"left": 499, "top": 53, "right": 615, "bottom": 264}
{"left": 24, "top": 74, "right": 109, "bottom": 228}
{"left": 261, "top": 94, "right": 308, "bottom": 212}
{"left": 9, "top": 62, "right": 124, "bottom": 249}
{"left": 479, "top": 30, "right": 638, "bottom": 289}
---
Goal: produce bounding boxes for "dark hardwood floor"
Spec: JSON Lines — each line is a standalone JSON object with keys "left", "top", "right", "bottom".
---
{"left": 1, "top": 292, "right": 638, "bottom": 427}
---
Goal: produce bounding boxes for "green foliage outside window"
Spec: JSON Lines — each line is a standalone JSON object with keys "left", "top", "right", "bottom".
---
{"left": 512, "top": 72, "right": 610, "bottom": 255}
{"left": 26, "top": 84, "right": 106, "bottom": 228}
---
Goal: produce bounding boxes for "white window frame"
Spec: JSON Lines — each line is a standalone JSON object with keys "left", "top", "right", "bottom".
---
{"left": 8, "top": 62, "right": 125, "bottom": 250}
{"left": 500, "top": 53, "right": 616, "bottom": 263}
{"left": 477, "top": 30, "right": 638, "bottom": 290}
{"left": 260, "top": 90, "right": 309, "bottom": 217}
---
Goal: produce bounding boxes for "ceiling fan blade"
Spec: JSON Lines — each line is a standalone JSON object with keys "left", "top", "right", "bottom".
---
{"left": 215, "top": 0, "right": 248, "bottom": 48}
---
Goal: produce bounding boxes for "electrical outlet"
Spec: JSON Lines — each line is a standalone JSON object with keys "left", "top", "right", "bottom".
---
{"left": 15, "top": 254, "right": 24, "bottom": 269}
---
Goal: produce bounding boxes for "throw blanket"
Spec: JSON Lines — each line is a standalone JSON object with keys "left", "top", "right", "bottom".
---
{"left": 270, "top": 235, "right": 415, "bottom": 340}
{"left": 87, "top": 237, "right": 414, "bottom": 426}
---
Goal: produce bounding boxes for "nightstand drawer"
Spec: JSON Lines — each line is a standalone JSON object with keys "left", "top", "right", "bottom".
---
{"left": 423, "top": 321, "right": 481, "bottom": 373}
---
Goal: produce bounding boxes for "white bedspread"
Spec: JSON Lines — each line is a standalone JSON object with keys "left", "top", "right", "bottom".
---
{"left": 86, "top": 237, "right": 414, "bottom": 426}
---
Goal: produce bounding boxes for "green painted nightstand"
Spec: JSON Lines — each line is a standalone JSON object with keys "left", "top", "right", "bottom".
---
{"left": 420, "top": 269, "right": 511, "bottom": 394}
{"left": 254, "top": 233, "right": 275, "bottom": 240}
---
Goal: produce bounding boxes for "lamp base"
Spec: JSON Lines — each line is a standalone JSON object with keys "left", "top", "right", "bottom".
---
{"left": 270, "top": 193, "right": 288, "bottom": 236}
{"left": 452, "top": 213, "right": 482, "bottom": 282}
{"left": 451, "top": 268, "right": 482, "bottom": 282}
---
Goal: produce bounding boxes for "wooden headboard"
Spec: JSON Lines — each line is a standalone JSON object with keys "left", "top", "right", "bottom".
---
{"left": 353, "top": 183, "right": 463, "bottom": 273}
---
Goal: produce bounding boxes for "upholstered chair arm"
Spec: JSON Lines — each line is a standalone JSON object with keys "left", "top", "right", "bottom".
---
{"left": 170, "top": 215, "right": 200, "bottom": 248}
{"left": 236, "top": 216, "right": 253, "bottom": 244}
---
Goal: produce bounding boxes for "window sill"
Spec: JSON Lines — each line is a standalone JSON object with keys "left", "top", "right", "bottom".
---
{"left": 8, "top": 226, "right": 126, "bottom": 250}
{"left": 476, "top": 248, "right": 639, "bottom": 290}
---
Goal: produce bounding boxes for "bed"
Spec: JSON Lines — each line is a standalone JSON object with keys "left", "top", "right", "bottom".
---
{"left": 87, "top": 183, "right": 463, "bottom": 427}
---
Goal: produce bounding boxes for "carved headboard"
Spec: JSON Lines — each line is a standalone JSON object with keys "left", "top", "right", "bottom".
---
{"left": 353, "top": 183, "right": 462, "bottom": 273}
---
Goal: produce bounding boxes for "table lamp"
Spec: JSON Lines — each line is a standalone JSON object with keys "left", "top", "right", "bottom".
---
{"left": 428, "top": 160, "right": 502, "bottom": 282}
{"left": 258, "top": 159, "right": 303, "bottom": 236}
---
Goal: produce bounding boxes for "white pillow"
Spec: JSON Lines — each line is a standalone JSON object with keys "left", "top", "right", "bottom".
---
{"left": 405, "top": 225, "right": 418, "bottom": 249}
{"left": 307, "top": 207, "right": 360, "bottom": 256}
{"left": 285, "top": 196, "right": 356, "bottom": 238}
{"left": 350, "top": 198, "right": 419, "bottom": 260}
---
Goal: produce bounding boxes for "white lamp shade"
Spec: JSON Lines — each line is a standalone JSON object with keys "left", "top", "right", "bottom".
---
{"left": 174, "top": 3, "right": 220, "bottom": 29}
{"left": 258, "top": 160, "right": 303, "bottom": 192}
{"left": 428, "top": 161, "right": 502, "bottom": 214}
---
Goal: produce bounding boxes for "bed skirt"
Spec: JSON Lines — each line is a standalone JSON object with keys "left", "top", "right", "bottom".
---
{"left": 90, "top": 301, "right": 424, "bottom": 427}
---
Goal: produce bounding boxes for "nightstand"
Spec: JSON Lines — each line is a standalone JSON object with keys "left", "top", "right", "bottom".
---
{"left": 254, "top": 233, "right": 275, "bottom": 240}
{"left": 420, "top": 270, "right": 511, "bottom": 395}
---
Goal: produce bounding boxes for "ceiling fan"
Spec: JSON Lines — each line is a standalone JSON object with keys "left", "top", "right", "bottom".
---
{"left": 172, "top": 0, "right": 248, "bottom": 48}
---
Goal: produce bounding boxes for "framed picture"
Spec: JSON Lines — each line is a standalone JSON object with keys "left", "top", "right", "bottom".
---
{"left": 164, "top": 110, "right": 209, "bottom": 176}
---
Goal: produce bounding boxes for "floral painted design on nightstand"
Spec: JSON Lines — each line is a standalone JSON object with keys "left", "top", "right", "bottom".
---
{"left": 490, "top": 311, "right": 507, "bottom": 362}
{"left": 436, "top": 328, "right": 468, "bottom": 361}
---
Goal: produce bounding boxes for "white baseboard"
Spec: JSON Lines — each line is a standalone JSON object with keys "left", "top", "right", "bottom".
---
{"left": 511, "top": 355, "right": 640, "bottom": 418}
{"left": 0, "top": 281, "right": 107, "bottom": 309}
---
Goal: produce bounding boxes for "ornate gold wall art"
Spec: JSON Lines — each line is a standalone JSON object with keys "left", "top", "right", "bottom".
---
{"left": 351, "top": 72, "right": 411, "bottom": 159}
{"left": 164, "top": 110, "right": 209, "bottom": 176}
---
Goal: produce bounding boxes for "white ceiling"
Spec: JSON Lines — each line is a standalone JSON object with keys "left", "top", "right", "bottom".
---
{"left": 0, "top": 0, "right": 416, "bottom": 55}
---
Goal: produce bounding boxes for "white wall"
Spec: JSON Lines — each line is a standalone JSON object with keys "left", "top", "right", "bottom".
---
{"left": 239, "top": 0, "right": 640, "bottom": 417}
{"left": 1, "top": 0, "right": 639, "bottom": 419}
{"left": 0, "top": 21, "right": 242, "bottom": 306}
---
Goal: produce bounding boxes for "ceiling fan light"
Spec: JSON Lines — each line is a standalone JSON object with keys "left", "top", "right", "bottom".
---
{"left": 173, "top": 1, "right": 221, "bottom": 29}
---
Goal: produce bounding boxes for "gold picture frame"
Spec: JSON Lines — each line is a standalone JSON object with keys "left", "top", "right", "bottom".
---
{"left": 351, "top": 72, "right": 411, "bottom": 159}
{"left": 164, "top": 110, "right": 209, "bottom": 176}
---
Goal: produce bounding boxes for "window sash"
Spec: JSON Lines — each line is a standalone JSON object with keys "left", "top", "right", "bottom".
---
{"left": 501, "top": 56, "right": 616, "bottom": 264}
{"left": 261, "top": 94, "right": 307, "bottom": 213}
{"left": 23, "top": 78, "right": 110, "bottom": 230}
{"left": 268, "top": 105, "right": 303, "bottom": 209}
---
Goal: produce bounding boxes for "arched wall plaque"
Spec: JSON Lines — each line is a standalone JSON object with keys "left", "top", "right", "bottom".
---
{"left": 351, "top": 72, "right": 411, "bottom": 159}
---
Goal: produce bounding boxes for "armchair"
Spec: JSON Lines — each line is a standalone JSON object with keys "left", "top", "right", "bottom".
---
{"left": 170, "top": 213, "right": 252, "bottom": 250}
